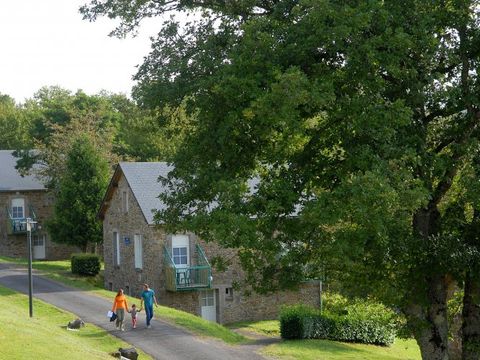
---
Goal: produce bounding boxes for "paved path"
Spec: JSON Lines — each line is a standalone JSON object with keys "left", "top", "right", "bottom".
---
{"left": 0, "top": 263, "right": 267, "bottom": 360}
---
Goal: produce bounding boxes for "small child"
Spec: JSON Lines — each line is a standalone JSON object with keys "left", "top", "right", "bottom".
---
{"left": 128, "top": 304, "right": 141, "bottom": 329}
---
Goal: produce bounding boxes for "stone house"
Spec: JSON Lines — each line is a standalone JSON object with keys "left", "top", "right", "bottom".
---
{"left": 98, "top": 162, "right": 321, "bottom": 324}
{"left": 0, "top": 150, "right": 77, "bottom": 260}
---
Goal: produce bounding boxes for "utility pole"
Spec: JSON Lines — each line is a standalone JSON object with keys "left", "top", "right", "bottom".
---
{"left": 25, "top": 218, "right": 35, "bottom": 318}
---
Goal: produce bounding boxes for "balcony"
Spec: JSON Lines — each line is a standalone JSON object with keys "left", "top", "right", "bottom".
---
{"left": 163, "top": 244, "right": 212, "bottom": 292}
{"left": 6, "top": 206, "right": 38, "bottom": 235}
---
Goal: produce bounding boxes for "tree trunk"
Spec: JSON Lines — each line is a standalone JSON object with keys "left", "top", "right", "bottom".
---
{"left": 462, "top": 272, "right": 480, "bottom": 360}
{"left": 406, "top": 274, "right": 450, "bottom": 360}
{"left": 82, "top": 242, "right": 88, "bottom": 253}
{"left": 409, "top": 208, "right": 450, "bottom": 359}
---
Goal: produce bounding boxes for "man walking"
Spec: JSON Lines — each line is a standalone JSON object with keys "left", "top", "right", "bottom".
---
{"left": 140, "top": 283, "right": 158, "bottom": 328}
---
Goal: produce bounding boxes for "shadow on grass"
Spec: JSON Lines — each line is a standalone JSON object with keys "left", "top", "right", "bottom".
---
{"left": 0, "top": 286, "right": 17, "bottom": 296}
{"left": 274, "top": 339, "right": 405, "bottom": 359}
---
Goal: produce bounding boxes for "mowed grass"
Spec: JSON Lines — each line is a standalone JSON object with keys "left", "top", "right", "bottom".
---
{"left": 233, "top": 320, "right": 422, "bottom": 360}
{"left": 0, "top": 256, "right": 248, "bottom": 345}
{"left": 0, "top": 285, "right": 152, "bottom": 360}
{"left": 262, "top": 338, "right": 421, "bottom": 360}
{"left": 0, "top": 256, "right": 104, "bottom": 291}
{"left": 156, "top": 305, "right": 246, "bottom": 344}
{"left": 229, "top": 320, "right": 281, "bottom": 337}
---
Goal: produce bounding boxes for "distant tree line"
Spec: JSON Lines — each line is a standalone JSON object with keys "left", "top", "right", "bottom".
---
{"left": 0, "top": 86, "right": 194, "bottom": 253}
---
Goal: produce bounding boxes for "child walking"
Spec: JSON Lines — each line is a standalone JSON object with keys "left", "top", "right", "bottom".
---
{"left": 129, "top": 304, "right": 141, "bottom": 329}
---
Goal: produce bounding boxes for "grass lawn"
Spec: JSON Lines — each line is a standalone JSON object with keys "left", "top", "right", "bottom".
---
{"left": 233, "top": 320, "right": 422, "bottom": 360}
{"left": 0, "top": 285, "right": 152, "bottom": 360}
{"left": 262, "top": 339, "right": 421, "bottom": 360}
{"left": 0, "top": 256, "right": 247, "bottom": 345}
{"left": 157, "top": 306, "right": 246, "bottom": 344}
{"left": 229, "top": 320, "right": 281, "bottom": 337}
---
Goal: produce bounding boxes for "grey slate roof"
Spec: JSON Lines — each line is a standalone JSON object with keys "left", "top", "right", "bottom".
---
{"left": 0, "top": 150, "right": 45, "bottom": 191}
{"left": 120, "top": 162, "right": 173, "bottom": 225}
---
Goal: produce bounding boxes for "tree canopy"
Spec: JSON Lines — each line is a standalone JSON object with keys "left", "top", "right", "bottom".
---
{"left": 47, "top": 133, "right": 109, "bottom": 252}
{"left": 81, "top": 1, "right": 480, "bottom": 359}
{"left": 0, "top": 94, "right": 30, "bottom": 149}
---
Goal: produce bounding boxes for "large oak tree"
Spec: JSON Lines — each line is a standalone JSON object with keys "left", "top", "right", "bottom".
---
{"left": 82, "top": 1, "right": 480, "bottom": 358}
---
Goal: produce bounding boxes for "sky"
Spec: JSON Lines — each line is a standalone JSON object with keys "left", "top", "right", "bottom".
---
{"left": 0, "top": 0, "right": 160, "bottom": 103}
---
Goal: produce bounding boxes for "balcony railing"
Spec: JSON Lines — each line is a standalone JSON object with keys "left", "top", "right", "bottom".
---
{"left": 6, "top": 206, "right": 38, "bottom": 235}
{"left": 163, "top": 244, "right": 212, "bottom": 292}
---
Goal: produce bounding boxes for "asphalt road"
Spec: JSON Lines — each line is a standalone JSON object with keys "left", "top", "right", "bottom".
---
{"left": 0, "top": 263, "right": 267, "bottom": 360}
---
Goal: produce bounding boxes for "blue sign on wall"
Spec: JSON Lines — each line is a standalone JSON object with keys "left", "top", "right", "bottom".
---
{"left": 124, "top": 237, "right": 131, "bottom": 245}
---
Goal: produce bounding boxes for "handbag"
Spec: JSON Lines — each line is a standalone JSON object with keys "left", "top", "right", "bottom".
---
{"left": 110, "top": 312, "right": 117, "bottom": 322}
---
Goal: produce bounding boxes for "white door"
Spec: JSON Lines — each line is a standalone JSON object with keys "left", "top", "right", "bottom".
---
{"left": 200, "top": 290, "right": 216, "bottom": 322}
{"left": 33, "top": 235, "right": 46, "bottom": 259}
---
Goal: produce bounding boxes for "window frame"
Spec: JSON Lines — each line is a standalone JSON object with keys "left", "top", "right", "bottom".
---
{"left": 11, "top": 198, "right": 25, "bottom": 219}
{"left": 122, "top": 190, "right": 129, "bottom": 214}
{"left": 171, "top": 234, "right": 190, "bottom": 268}
{"left": 113, "top": 231, "right": 120, "bottom": 266}
{"left": 134, "top": 234, "right": 143, "bottom": 269}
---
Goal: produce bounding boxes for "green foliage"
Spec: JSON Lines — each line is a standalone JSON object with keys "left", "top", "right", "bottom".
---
{"left": 280, "top": 302, "right": 396, "bottom": 346}
{"left": 0, "top": 94, "right": 31, "bottom": 149}
{"left": 71, "top": 253, "right": 101, "bottom": 276}
{"left": 280, "top": 304, "right": 315, "bottom": 340}
{"left": 81, "top": 0, "right": 480, "bottom": 356}
{"left": 47, "top": 135, "right": 109, "bottom": 251}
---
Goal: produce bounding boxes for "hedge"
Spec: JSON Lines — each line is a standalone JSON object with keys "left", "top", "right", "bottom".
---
{"left": 280, "top": 303, "right": 396, "bottom": 346}
{"left": 71, "top": 253, "right": 101, "bottom": 276}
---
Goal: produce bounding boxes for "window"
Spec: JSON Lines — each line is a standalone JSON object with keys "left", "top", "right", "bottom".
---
{"left": 225, "top": 288, "right": 233, "bottom": 301}
{"left": 172, "top": 235, "right": 189, "bottom": 268}
{"left": 113, "top": 231, "right": 120, "bottom": 266}
{"left": 134, "top": 234, "right": 143, "bottom": 269}
{"left": 11, "top": 198, "right": 25, "bottom": 219}
{"left": 201, "top": 290, "right": 215, "bottom": 307}
{"left": 33, "top": 235, "right": 45, "bottom": 247}
{"left": 122, "top": 191, "right": 128, "bottom": 213}
{"left": 173, "top": 247, "right": 188, "bottom": 265}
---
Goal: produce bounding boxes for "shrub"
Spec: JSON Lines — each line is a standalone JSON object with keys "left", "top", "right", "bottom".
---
{"left": 279, "top": 304, "right": 316, "bottom": 339}
{"left": 71, "top": 253, "right": 101, "bottom": 276}
{"left": 279, "top": 298, "right": 397, "bottom": 346}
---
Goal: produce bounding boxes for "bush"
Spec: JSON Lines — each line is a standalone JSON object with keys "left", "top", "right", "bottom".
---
{"left": 279, "top": 305, "right": 316, "bottom": 339}
{"left": 279, "top": 299, "right": 397, "bottom": 346}
{"left": 71, "top": 253, "right": 101, "bottom": 276}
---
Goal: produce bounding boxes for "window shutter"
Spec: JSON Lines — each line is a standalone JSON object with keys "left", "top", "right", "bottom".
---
{"left": 134, "top": 234, "right": 143, "bottom": 269}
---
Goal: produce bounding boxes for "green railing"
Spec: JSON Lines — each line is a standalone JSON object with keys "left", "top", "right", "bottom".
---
{"left": 163, "top": 244, "right": 212, "bottom": 292}
{"left": 6, "top": 206, "right": 38, "bottom": 235}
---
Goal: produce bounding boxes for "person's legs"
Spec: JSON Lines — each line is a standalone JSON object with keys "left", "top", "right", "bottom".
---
{"left": 117, "top": 308, "right": 125, "bottom": 330}
{"left": 145, "top": 303, "right": 153, "bottom": 327}
{"left": 132, "top": 316, "right": 137, "bottom": 328}
{"left": 115, "top": 313, "right": 120, "bottom": 329}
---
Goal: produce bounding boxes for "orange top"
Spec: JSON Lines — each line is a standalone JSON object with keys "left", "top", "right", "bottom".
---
{"left": 112, "top": 294, "right": 128, "bottom": 311}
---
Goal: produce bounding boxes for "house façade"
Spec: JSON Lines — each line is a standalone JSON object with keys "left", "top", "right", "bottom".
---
{"left": 0, "top": 150, "right": 77, "bottom": 260}
{"left": 98, "top": 162, "right": 321, "bottom": 324}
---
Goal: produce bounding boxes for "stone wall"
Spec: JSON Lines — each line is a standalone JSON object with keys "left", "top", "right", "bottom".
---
{"left": 0, "top": 190, "right": 77, "bottom": 260}
{"left": 103, "top": 172, "right": 321, "bottom": 324}
{"left": 103, "top": 174, "right": 166, "bottom": 297}
{"left": 218, "top": 281, "right": 320, "bottom": 324}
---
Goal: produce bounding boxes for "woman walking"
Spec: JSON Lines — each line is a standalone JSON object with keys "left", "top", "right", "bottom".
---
{"left": 112, "top": 289, "right": 128, "bottom": 331}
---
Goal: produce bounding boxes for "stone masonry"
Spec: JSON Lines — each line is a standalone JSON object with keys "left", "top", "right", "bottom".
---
{"left": 0, "top": 190, "right": 77, "bottom": 260}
